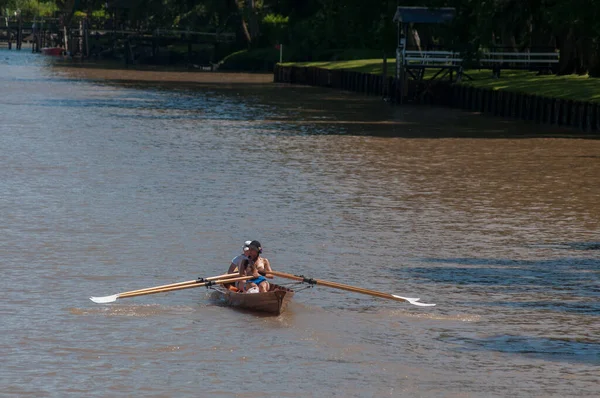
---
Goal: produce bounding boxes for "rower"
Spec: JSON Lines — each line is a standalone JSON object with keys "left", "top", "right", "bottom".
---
{"left": 227, "top": 240, "right": 252, "bottom": 291}
{"left": 239, "top": 240, "right": 273, "bottom": 293}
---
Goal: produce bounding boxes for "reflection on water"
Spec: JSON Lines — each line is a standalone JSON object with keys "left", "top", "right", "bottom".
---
{"left": 1, "top": 49, "right": 599, "bottom": 397}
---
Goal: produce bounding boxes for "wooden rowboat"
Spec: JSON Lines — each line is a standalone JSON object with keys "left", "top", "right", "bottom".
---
{"left": 41, "top": 47, "right": 66, "bottom": 56}
{"left": 211, "top": 283, "right": 294, "bottom": 315}
{"left": 89, "top": 270, "right": 434, "bottom": 309}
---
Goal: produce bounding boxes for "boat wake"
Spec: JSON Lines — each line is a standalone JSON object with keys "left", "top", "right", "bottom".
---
{"left": 68, "top": 304, "right": 196, "bottom": 317}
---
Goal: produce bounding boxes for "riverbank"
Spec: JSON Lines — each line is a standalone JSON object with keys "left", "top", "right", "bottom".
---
{"left": 275, "top": 62, "right": 600, "bottom": 134}
{"left": 43, "top": 58, "right": 273, "bottom": 84}
{"left": 281, "top": 60, "right": 600, "bottom": 103}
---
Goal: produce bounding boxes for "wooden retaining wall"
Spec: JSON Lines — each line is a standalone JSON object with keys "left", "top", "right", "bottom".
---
{"left": 274, "top": 65, "right": 600, "bottom": 133}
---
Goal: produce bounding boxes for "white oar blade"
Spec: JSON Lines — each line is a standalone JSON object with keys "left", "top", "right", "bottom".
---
{"left": 90, "top": 294, "right": 119, "bottom": 304}
{"left": 392, "top": 295, "right": 436, "bottom": 307}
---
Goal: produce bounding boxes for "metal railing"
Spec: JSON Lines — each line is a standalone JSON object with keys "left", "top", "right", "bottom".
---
{"left": 402, "top": 50, "right": 559, "bottom": 67}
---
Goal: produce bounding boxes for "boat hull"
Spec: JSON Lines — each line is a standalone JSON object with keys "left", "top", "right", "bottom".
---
{"left": 212, "top": 283, "right": 294, "bottom": 315}
{"left": 41, "top": 47, "right": 66, "bottom": 56}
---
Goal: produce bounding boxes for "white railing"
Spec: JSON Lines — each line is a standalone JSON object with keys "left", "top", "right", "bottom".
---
{"left": 480, "top": 52, "right": 559, "bottom": 64}
{"left": 405, "top": 50, "right": 463, "bottom": 65}
{"left": 401, "top": 50, "right": 559, "bottom": 67}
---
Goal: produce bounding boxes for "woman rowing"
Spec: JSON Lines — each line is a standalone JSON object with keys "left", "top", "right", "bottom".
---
{"left": 231, "top": 240, "right": 272, "bottom": 293}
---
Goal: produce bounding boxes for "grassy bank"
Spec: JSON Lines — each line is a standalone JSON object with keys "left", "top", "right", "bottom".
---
{"left": 282, "top": 60, "right": 600, "bottom": 103}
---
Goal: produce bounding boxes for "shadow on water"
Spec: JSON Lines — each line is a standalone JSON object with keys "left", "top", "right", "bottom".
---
{"left": 408, "top": 256, "right": 599, "bottom": 312}
{"left": 555, "top": 242, "right": 600, "bottom": 251}
{"left": 446, "top": 334, "right": 600, "bottom": 366}
{"left": 421, "top": 257, "right": 598, "bottom": 281}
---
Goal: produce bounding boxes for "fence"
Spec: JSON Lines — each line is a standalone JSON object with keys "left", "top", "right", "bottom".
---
{"left": 401, "top": 50, "right": 559, "bottom": 76}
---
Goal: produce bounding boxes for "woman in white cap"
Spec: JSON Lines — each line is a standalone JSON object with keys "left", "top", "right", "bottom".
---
{"left": 227, "top": 241, "right": 252, "bottom": 291}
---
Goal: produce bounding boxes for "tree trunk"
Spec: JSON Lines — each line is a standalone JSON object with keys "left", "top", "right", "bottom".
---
{"left": 246, "top": 0, "right": 260, "bottom": 40}
{"left": 557, "top": 29, "right": 577, "bottom": 75}
{"left": 588, "top": 44, "right": 600, "bottom": 77}
{"left": 240, "top": 18, "right": 252, "bottom": 45}
{"left": 575, "top": 37, "right": 591, "bottom": 75}
{"left": 231, "top": 0, "right": 259, "bottom": 47}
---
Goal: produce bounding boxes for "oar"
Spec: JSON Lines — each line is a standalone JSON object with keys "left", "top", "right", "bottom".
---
{"left": 89, "top": 275, "right": 252, "bottom": 304}
{"left": 114, "top": 272, "right": 239, "bottom": 296}
{"left": 266, "top": 270, "right": 435, "bottom": 307}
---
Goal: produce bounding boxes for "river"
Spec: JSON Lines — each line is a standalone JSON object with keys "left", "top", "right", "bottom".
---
{"left": 1, "top": 49, "right": 598, "bottom": 397}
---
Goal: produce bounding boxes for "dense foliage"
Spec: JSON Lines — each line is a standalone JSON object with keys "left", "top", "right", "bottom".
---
{"left": 1, "top": 0, "right": 600, "bottom": 75}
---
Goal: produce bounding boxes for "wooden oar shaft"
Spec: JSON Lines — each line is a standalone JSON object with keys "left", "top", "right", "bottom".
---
{"left": 268, "top": 270, "right": 412, "bottom": 304}
{"left": 119, "top": 272, "right": 238, "bottom": 296}
{"left": 317, "top": 279, "right": 406, "bottom": 303}
{"left": 118, "top": 276, "right": 253, "bottom": 299}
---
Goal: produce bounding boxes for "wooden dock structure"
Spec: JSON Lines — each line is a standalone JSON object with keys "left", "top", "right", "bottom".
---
{"left": 2, "top": 16, "right": 235, "bottom": 68}
{"left": 1, "top": 18, "right": 61, "bottom": 52}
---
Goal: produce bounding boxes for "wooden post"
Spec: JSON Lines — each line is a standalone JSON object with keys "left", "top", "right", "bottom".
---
{"left": 32, "top": 22, "right": 36, "bottom": 53}
{"left": 111, "top": 8, "right": 116, "bottom": 54}
{"left": 398, "top": 24, "right": 409, "bottom": 105}
{"left": 78, "top": 19, "right": 83, "bottom": 56}
{"left": 84, "top": 19, "right": 89, "bottom": 58}
{"left": 125, "top": 37, "right": 133, "bottom": 64}
{"left": 187, "top": 32, "right": 192, "bottom": 65}
{"left": 39, "top": 21, "right": 43, "bottom": 52}
{"left": 382, "top": 53, "right": 387, "bottom": 97}
{"left": 63, "top": 25, "right": 69, "bottom": 54}
{"left": 17, "top": 14, "right": 22, "bottom": 50}
{"left": 34, "top": 23, "right": 40, "bottom": 53}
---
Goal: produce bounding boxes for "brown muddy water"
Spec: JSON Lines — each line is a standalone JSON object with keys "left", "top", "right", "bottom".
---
{"left": 1, "top": 50, "right": 599, "bottom": 397}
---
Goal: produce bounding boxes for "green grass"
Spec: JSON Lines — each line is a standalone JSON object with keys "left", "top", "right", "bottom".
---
{"left": 282, "top": 59, "right": 600, "bottom": 103}
{"left": 460, "top": 70, "right": 600, "bottom": 102}
{"left": 281, "top": 59, "right": 389, "bottom": 75}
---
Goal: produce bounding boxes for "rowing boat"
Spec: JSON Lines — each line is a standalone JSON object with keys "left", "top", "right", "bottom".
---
{"left": 211, "top": 283, "right": 294, "bottom": 315}
{"left": 41, "top": 47, "right": 66, "bottom": 56}
{"left": 90, "top": 270, "right": 434, "bottom": 309}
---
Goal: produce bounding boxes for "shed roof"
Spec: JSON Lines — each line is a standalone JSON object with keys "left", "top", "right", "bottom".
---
{"left": 393, "top": 7, "right": 456, "bottom": 24}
